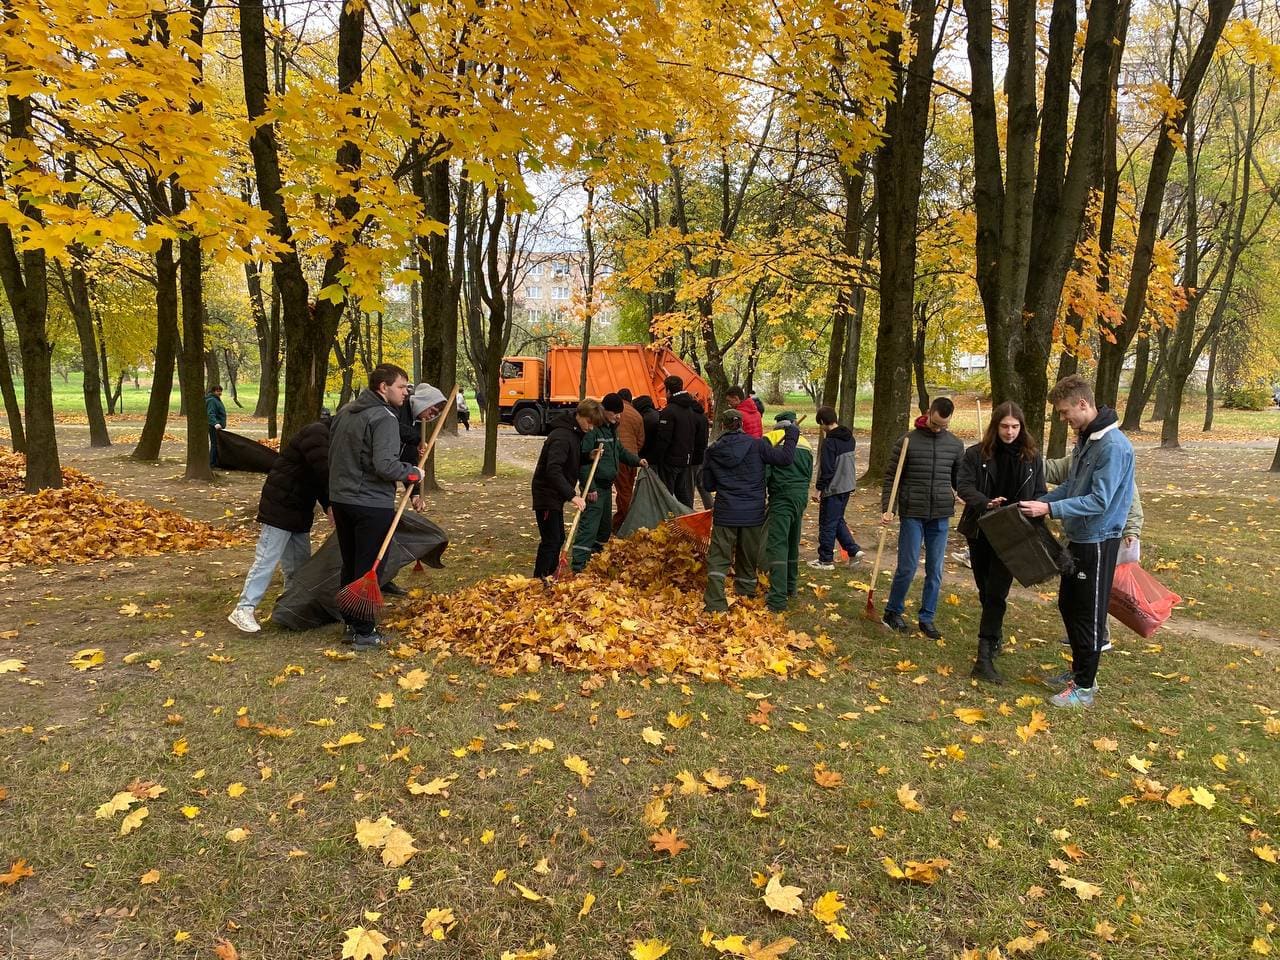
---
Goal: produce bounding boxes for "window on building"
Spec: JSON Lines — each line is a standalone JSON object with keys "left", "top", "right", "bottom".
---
{"left": 552, "top": 262, "right": 569, "bottom": 278}
{"left": 527, "top": 285, "right": 542, "bottom": 299}
{"left": 528, "top": 263, "right": 542, "bottom": 278}
{"left": 552, "top": 285, "right": 570, "bottom": 300}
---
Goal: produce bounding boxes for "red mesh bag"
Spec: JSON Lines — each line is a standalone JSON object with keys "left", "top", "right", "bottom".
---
{"left": 1109, "top": 563, "right": 1180, "bottom": 638}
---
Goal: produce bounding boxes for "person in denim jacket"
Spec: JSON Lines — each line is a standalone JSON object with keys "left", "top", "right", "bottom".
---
{"left": 1020, "top": 375, "right": 1134, "bottom": 709}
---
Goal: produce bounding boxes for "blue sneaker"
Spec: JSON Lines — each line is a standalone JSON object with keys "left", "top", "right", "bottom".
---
{"left": 351, "top": 631, "right": 385, "bottom": 651}
{"left": 1049, "top": 682, "right": 1096, "bottom": 709}
{"left": 1044, "top": 669, "right": 1074, "bottom": 689}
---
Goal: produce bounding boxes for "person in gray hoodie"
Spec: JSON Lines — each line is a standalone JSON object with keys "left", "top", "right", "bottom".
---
{"left": 328, "top": 363, "right": 422, "bottom": 648}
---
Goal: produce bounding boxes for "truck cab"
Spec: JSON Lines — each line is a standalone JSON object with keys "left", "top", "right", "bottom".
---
{"left": 498, "top": 357, "right": 548, "bottom": 435}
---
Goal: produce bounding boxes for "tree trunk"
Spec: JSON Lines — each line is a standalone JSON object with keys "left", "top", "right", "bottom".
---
{"left": 1202, "top": 335, "right": 1217, "bottom": 432}
{"left": 178, "top": 195, "right": 213, "bottom": 479}
{"left": 55, "top": 261, "right": 111, "bottom": 447}
{"left": 238, "top": 0, "right": 363, "bottom": 440}
{"left": 822, "top": 165, "right": 867, "bottom": 408}
{"left": 913, "top": 301, "right": 929, "bottom": 414}
{"left": 1120, "top": 334, "right": 1151, "bottom": 430}
{"left": 481, "top": 185, "right": 508, "bottom": 479}
{"left": 867, "top": 0, "right": 937, "bottom": 482}
{"left": 0, "top": 92, "right": 58, "bottom": 489}
{"left": 133, "top": 240, "right": 180, "bottom": 462}
{"left": 1094, "top": 0, "right": 1232, "bottom": 407}
{"left": 1271, "top": 436, "right": 1280, "bottom": 472}
{"left": 0, "top": 315, "right": 25, "bottom": 452}
{"left": 95, "top": 305, "right": 116, "bottom": 415}
{"left": 266, "top": 281, "right": 281, "bottom": 437}
{"left": 245, "top": 253, "right": 274, "bottom": 417}
{"left": 410, "top": 278, "right": 421, "bottom": 382}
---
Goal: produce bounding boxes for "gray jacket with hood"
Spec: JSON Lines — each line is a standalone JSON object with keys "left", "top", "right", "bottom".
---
{"left": 328, "top": 388, "right": 418, "bottom": 509}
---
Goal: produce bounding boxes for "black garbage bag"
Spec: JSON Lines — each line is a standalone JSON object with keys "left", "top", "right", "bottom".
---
{"left": 216, "top": 429, "right": 279, "bottom": 474}
{"left": 270, "top": 511, "right": 449, "bottom": 630}
{"left": 618, "top": 466, "right": 692, "bottom": 538}
{"left": 977, "top": 504, "right": 1074, "bottom": 587}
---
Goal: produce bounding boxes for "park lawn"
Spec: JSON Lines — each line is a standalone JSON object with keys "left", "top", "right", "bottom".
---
{"left": 1, "top": 452, "right": 1278, "bottom": 960}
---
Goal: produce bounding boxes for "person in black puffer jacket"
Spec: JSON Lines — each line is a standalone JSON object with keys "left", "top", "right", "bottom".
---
{"left": 701, "top": 408, "right": 798, "bottom": 612}
{"left": 634, "top": 395, "right": 661, "bottom": 462}
{"left": 956, "top": 401, "right": 1047, "bottom": 683}
{"left": 879, "top": 397, "right": 965, "bottom": 638}
{"left": 531, "top": 401, "right": 597, "bottom": 579}
{"left": 228, "top": 414, "right": 333, "bottom": 634}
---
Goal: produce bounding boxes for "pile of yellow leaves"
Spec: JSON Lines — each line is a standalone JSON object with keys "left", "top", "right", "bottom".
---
{"left": 0, "top": 484, "right": 247, "bottom": 568}
{"left": 390, "top": 526, "right": 826, "bottom": 681}
{"left": 0, "top": 448, "right": 97, "bottom": 497}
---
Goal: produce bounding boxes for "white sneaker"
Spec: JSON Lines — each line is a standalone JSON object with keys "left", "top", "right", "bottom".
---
{"left": 228, "top": 607, "right": 260, "bottom": 633}
{"left": 849, "top": 550, "right": 867, "bottom": 563}
{"left": 808, "top": 560, "right": 836, "bottom": 570}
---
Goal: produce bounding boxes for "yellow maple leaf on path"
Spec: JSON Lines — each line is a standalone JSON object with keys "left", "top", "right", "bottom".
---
{"left": 762, "top": 873, "right": 803, "bottom": 914}
{"left": 630, "top": 939, "right": 671, "bottom": 960}
{"left": 341, "top": 926, "right": 388, "bottom": 960}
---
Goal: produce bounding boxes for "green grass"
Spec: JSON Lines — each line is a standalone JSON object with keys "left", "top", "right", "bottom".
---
{"left": 1, "top": 437, "right": 1278, "bottom": 959}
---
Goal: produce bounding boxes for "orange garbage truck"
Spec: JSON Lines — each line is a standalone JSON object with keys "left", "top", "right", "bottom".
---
{"left": 498, "top": 345, "right": 713, "bottom": 435}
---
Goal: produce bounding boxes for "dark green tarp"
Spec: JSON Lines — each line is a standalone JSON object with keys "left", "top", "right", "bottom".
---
{"left": 215, "top": 429, "right": 279, "bottom": 474}
{"left": 618, "top": 466, "right": 692, "bottom": 538}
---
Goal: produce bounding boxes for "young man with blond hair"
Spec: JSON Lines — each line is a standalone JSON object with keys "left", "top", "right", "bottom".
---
{"left": 1020, "top": 375, "right": 1135, "bottom": 708}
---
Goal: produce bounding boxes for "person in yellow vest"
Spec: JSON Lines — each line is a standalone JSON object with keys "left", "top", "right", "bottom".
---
{"left": 762, "top": 411, "right": 813, "bottom": 612}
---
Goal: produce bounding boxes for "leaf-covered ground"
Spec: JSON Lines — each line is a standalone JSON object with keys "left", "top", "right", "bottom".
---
{"left": 1, "top": 425, "right": 1277, "bottom": 960}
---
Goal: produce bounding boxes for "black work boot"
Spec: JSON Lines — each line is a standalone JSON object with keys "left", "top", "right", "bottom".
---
{"left": 970, "top": 638, "right": 1004, "bottom": 684}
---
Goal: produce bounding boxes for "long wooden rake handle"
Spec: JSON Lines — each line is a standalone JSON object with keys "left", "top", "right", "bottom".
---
{"left": 563, "top": 443, "right": 604, "bottom": 551}
{"left": 869, "top": 434, "right": 911, "bottom": 594}
{"left": 370, "top": 385, "right": 458, "bottom": 570}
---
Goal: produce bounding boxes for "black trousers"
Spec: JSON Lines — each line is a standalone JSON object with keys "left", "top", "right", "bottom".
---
{"left": 1059, "top": 538, "right": 1121, "bottom": 689}
{"left": 533, "top": 508, "right": 564, "bottom": 579}
{"left": 660, "top": 464, "right": 695, "bottom": 510}
{"left": 968, "top": 534, "right": 1014, "bottom": 646}
{"left": 332, "top": 502, "right": 396, "bottom": 635}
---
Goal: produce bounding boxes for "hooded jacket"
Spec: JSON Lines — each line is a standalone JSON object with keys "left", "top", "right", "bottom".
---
{"left": 1040, "top": 407, "right": 1135, "bottom": 543}
{"left": 702, "top": 425, "right": 799, "bottom": 527}
{"left": 634, "top": 397, "right": 661, "bottom": 461}
{"left": 956, "top": 442, "right": 1047, "bottom": 540}
{"left": 257, "top": 417, "right": 331, "bottom": 533}
{"left": 817, "top": 425, "right": 857, "bottom": 497}
{"left": 654, "top": 392, "right": 709, "bottom": 467}
{"left": 328, "top": 388, "right": 418, "bottom": 509}
{"left": 881, "top": 415, "right": 965, "bottom": 520}
{"left": 1044, "top": 451, "right": 1142, "bottom": 540}
{"left": 735, "top": 397, "right": 763, "bottom": 438}
{"left": 580, "top": 422, "right": 640, "bottom": 490}
{"left": 764, "top": 428, "right": 813, "bottom": 499}
{"left": 205, "top": 392, "right": 227, "bottom": 429}
{"left": 532, "top": 412, "right": 584, "bottom": 512}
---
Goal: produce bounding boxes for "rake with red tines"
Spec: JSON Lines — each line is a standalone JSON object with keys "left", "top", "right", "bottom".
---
{"left": 336, "top": 385, "right": 458, "bottom": 621}
{"left": 667, "top": 508, "right": 713, "bottom": 552}
{"left": 556, "top": 444, "right": 603, "bottom": 580}
{"left": 865, "top": 434, "right": 909, "bottom": 620}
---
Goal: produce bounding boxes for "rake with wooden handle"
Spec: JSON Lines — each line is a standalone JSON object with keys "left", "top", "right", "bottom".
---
{"left": 336, "top": 385, "right": 458, "bottom": 621}
{"left": 556, "top": 443, "right": 603, "bottom": 580}
{"left": 412, "top": 415, "right": 429, "bottom": 573}
{"left": 865, "top": 434, "right": 910, "bottom": 620}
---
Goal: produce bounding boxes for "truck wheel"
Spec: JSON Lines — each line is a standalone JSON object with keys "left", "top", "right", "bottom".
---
{"left": 514, "top": 408, "right": 543, "bottom": 436}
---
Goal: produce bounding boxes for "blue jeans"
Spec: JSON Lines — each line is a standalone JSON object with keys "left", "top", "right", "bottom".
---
{"left": 817, "top": 492, "right": 860, "bottom": 563}
{"left": 235, "top": 524, "right": 314, "bottom": 610}
{"left": 885, "top": 516, "right": 948, "bottom": 624}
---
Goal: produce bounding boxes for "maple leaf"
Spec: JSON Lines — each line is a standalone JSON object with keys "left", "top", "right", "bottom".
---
{"left": 420, "top": 907, "right": 455, "bottom": 940}
{"left": 703, "top": 768, "right": 733, "bottom": 790}
{"left": 762, "top": 873, "right": 803, "bottom": 915}
{"left": 398, "top": 668, "right": 429, "bottom": 691}
{"left": 0, "top": 658, "right": 26, "bottom": 673}
{"left": 1092, "top": 736, "right": 1119, "bottom": 752}
{"left": 513, "top": 881, "right": 544, "bottom": 901}
{"left": 355, "top": 816, "right": 395, "bottom": 849}
{"left": 1190, "top": 786, "right": 1216, "bottom": 809}
{"left": 579, "top": 893, "right": 595, "bottom": 917}
{"left": 95, "top": 791, "right": 137, "bottom": 819}
{"left": 676, "top": 770, "right": 709, "bottom": 797}
{"left": 341, "top": 926, "right": 389, "bottom": 960}
{"left": 0, "top": 858, "right": 34, "bottom": 886}
{"left": 406, "top": 775, "right": 455, "bottom": 796}
{"left": 1127, "top": 755, "right": 1152, "bottom": 774}
{"left": 375, "top": 692, "right": 395, "bottom": 709}
{"left": 1016, "top": 710, "right": 1049, "bottom": 743}
{"left": 225, "top": 827, "right": 251, "bottom": 843}
{"left": 1005, "top": 928, "right": 1050, "bottom": 955}
{"left": 226, "top": 782, "right": 246, "bottom": 798}
{"left": 213, "top": 939, "right": 239, "bottom": 960}
{"left": 68, "top": 648, "right": 104, "bottom": 671}
{"left": 563, "top": 754, "right": 594, "bottom": 787}
{"left": 1251, "top": 937, "right": 1273, "bottom": 956}
{"left": 811, "top": 890, "right": 846, "bottom": 923}
{"left": 324, "top": 731, "right": 366, "bottom": 751}
{"left": 1252, "top": 844, "right": 1277, "bottom": 864}
{"left": 381, "top": 827, "right": 418, "bottom": 867}
{"left": 641, "top": 726, "right": 665, "bottom": 746}
{"left": 825, "top": 922, "right": 850, "bottom": 941}
{"left": 812, "top": 763, "right": 843, "bottom": 789}
{"left": 139, "top": 869, "right": 160, "bottom": 885}
{"left": 1059, "top": 875, "right": 1103, "bottom": 900}
{"left": 629, "top": 939, "right": 671, "bottom": 960}
{"left": 896, "top": 784, "right": 923, "bottom": 812}
{"left": 952, "top": 707, "right": 985, "bottom": 725}
{"left": 666, "top": 711, "right": 691, "bottom": 729}
{"left": 1165, "top": 784, "right": 1193, "bottom": 808}
{"left": 499, "top": 944, "right": 557, "bottom": 960}
{"left": 649, "top": 828, "right": 689, "bottom": 856}
{"left": 642, "top": 796, "right": 669, "bottom": 828}
{"left": 119, "top": 806, "right": 148, "bottom": 836}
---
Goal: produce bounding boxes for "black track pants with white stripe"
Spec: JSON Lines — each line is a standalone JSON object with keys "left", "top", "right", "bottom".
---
{"left": 1058, "top": 537, "right": 1121, "bottom": 689}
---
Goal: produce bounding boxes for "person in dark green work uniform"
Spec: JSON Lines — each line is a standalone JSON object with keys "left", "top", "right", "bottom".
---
{"left": 571, "top": 394, "right": 646, "bottom": 573}
{"left": 763, "top": 411, "right": 813, "bottom": 612}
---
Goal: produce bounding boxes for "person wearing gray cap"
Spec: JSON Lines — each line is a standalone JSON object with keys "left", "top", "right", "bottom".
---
{"left": 701, "top": 407, "right": 799, "bottom": 613}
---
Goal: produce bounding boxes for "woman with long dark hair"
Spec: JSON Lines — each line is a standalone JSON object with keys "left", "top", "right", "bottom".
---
{"left": 956, "top": 402, "right": 1047, "bottom": 682}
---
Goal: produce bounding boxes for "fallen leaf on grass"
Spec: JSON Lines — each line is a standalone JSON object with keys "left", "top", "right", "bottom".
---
{"left": 1127, "top": 755, "right": 1152, "bottom": 774}
{"left": 0, "top": 858, "right": 34, "bottom": 886}
{"left": 68, "top": 648, "right": 104, "bottom": 671}
{"left": 119, "top": 807, "right": 148, "bottom": 836}
{"left": 629, "top": 939, "right": 671, "bottom": 960}
{"left": 641, "top": 726, "right": 665, "bottom": 746}
{"left": 579, "top": 893, "right": 595, "bottom": 917}
{"left": 1092, "top": 736, "right": 1119, "bottom": 752}
{"left": 1016, "top": 710, "right": 1050, "bottom": 743}
{"left": 952, "top": 707, "right": 986, "bottom": 725}
{"left": 1059, "top": 875, "right": 1103, "bottom": 900}
{"left": 324, "top": 732, "right": 366, "bottom": 751}
{"left": 642, "top": 796, "right": 668, "bottom": 828}
{"left": 1253, "top": 844, "right": 1277, "bottom": 864}
{"left": 563, "top": 754, "right": 594, "bottom": 787}
{"left": 1005, "top": 929, "right": 1050, "bottom": 955}
{"left": 896, "top": 784, "right": 923, "bottom": 812}
{"left": 398, "top": 668, "right": 429, "bottom": 691}
{"left": 341, "top": 926, "right": 388, "bottom": 960}
{"left": 812, "top": 763, "right": 843, "bottom": 789}
{"left": 762, "top": 873, "right": 804, "bottom": 914}
{"left": 139, "top": 869, "right": 160, "bottom": 885}
{"left": 811, "top": 890, "right": 846, "bottom": 923}
{"left": 224, "top": 827, "right": 250, "bottom": 843}
{"left": 420, "top": 907, "right": 455, "bottom": 940}
{"left": 213, "top": 939, "right": 239, "bottom": 960}
{"left": 513, "top": 881, "right": 544, "bottom": 902}
{"left": 882, "top": 857, "right": 950, "bottom": 885}
{"left": 649, "top": 828, "right": 689, "bottom": 857}
{"left": 1190, "top": 786, "right": 1216, "bottom": 809}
